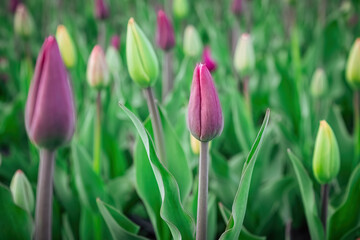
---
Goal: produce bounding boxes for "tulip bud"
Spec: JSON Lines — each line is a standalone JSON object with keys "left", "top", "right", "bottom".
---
{"left": 231, "top": 0, "right": 243, "bottom": 15}
{"left": 310, "top": 68, "right": 328, "bottom": 98}
{"left": 110, "top": 35, "right": 120, "bottom": 50}
{"left": 9, "top": 0, "right": 21, "bottom": 13}
{"left": 87, "top": 45, "right": 110, "bottom": 88}
{"left": 234, "top": 33, "right": 255, "bottom": 76}
{"left": 106, "top": 45, "right": 121, "bottom": 77}
{"left": 56, "top": 25, "right": 77, "bottom": 68}
{"left": 94, "top": 0, "right": 109, "bottom": 20}
{"left": 156, "top": 10, "right": 175, "bottom": 51}
{"left": 14, "top": 4, "right": 34, "bottom": 38}
{"left": 126, "top": 18, "right": 159, "bottom": 88}
{"left": 312, "top": 121, "right": 340, "bottom": 184}
{"left": 10, "top": 170, "right": 34, "bottom": 213}
{"left": 173, "top": 0, "right": 189, "bottom": 19}
{"left": 202, "top": 46, "right": 217, "bottom": 72}
{"left": 25, "top": 36, "right": 75, "bottom": 150}
{"left": 188, "top": 64, "right": 223, "bottom": 142}
{"left": 346, "top": 38, "right": 360, "bottom": 88}
{"left": 183, "top": 25, "right": 203, "bottom": 58}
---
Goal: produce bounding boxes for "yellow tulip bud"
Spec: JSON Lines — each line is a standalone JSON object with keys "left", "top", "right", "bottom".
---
{"left": 346, "top": 38, "right": 360, "bottom": 88}
{"left": 56, "top": 25, "right": 77, "bottom": 68}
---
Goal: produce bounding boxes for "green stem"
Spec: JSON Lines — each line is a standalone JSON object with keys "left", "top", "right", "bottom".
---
{"left": 196, "top": 141, "right": 209, "bottom": 240}
{"left": 93, "top": 90, "right": 102, "bottom": 174}
{"left": 98, "top": 21, "right": 106, "bottom": 49}
{"left": 243, "top": 76, "right": 252, "bottom": 118}
{"left": 144, "top": 87, "right": 167, "bottom": 165}
{"left": 35, "top": 149, "right": 55, "bottom": 240}
{"left": 321, "top": 183, "right": 329, "bottom": 234}
{"left": 354, "top": 90, "right": 360, "bottom": 166}
{"left": 162, "top": 51, "right": 173, "bottom": 102}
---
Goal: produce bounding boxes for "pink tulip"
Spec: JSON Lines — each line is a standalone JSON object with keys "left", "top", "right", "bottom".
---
{"left": 231, "top": 0, "right": 242, "bottom": 15}
{"left": 110, "top": 35, "right": 120, "bottom": 50}
{"left": 202, "top": 46, "right": 217, "bottom": 72}
{"left": 95, "top": 0, "right": 109, "bottom": 20}
{"left": 156, "top": 10, "right": 175, "bottom": 51}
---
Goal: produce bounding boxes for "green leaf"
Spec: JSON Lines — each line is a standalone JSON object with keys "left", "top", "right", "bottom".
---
{"left": 287, "top": 150, "right": 325, "bottom": 240}
{"left": 0, "top": 183, "right": 32, "bottom": 240}
{"left": 219, "top": 109, "right": 270, "bottom": 240}
{"left": 97, "top": 198, "right": 148, "bottom": 240}
{"left": 72, "top": 144, "right": 106, "bottom": 212}
{"left": 120, "top": 104, "right": 195, "bottom": 240}
{"left": 328, "top": 164, "right": 360, "bottom": 240}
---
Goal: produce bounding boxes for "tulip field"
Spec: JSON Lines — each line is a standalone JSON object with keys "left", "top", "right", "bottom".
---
{"left": 1, "top": 0, "right": 360, "bottom": 239}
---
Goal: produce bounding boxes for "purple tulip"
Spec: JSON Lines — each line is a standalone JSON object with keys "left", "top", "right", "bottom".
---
{"left": 25, "top": 36, "right": 75, "bottom": 150}
{"left": 95, "top": 0, "right": 109, "bottom": 20}
{"left": 9, "top": 0, "right": 21, "bottom": 13}
{"left": 202, "top": 46, "right": 217, "bottom": 72}
{"left": 188, "top": 64, "right": 223, "bottom": 142}
{"left": 156, "top": 10, "right": 175, "bottom": 51}
{"left": 231, "top": 0, "right": 242, "bottom": 15}
{"left": 110, "top": 35, "right": 120, "bottom": 50}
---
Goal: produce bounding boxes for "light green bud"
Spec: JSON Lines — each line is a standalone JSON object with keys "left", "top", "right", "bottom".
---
{"left": 346, "top": 38, "right": 360, "bottom": 89}
{"left": 183, "top": 25, "right": 203, "bottom": 58}
{"left": 10, "top": 170, "right": 34, "bottom": 213}
{"left": 234, "top": 33, "right": 255, "bottom": 77}
{"left": 310, "top": 68, "right": 328, "bottom": 98}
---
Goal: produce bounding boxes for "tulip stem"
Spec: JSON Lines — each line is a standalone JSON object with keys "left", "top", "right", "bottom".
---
{"left": 243, "top": 76, "right": 252, "bottom": 115}
{"left": 144, "top": 87, "right": 167, "bottom": 165}
{"left": 35, "top": 149, "right": 55, "bottom": 240}
{"left": 162, "top": 51, "right": 173, "bottom": 102}
{"left": 93, "top": 90, "right": 102, "bottom": 174}
{"left": 320, "top": 183, "right": 329, "bottom": 233}
{"left": 354, "top": 90, "right": 360, "bottom": 165}
{"left": 196, "top": 141, "right": 209, "bottom": 240}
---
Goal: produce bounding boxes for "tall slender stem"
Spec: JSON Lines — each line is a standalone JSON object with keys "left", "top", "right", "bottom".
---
{"left": 196, "top": 141, "right": 209, "bottom": 240}
{"left": 162, "top": 51, "right": 173, "bottom": 102}
{"left": 243, "top": 75, "right": 252, "bottom": 116}
{"left": 98, "top": 21, "right": 106, "bottom": 49}
{"left": 35, "top": 149, "right": 55, "bottom": 240}
{"left": 93, "top": 90, "right": 102, "bottom": 174}
{"left": 321, "top": 183, "right": 329, "bottom": 233}
{"left": 144, "top": 87, "right": 167, "bottom": 165}
{"left": 354, "top": 90, "right": 360, "bottom": 166}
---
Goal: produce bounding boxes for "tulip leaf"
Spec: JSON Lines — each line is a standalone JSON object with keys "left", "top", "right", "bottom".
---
{"left": 219, "top": 109, "right": 270, "bottom": 240}
{"left": 120, "top": 104, "right": 195, "bottom": 240}
{"left": 0, "top": 183, "right": 32, "bottom": 240}
{"left": 72, "top": 144, "right": 106, "bottom": 212}
{"left": 97, "top": 198, "right": 148, "bottom": 240}
{"left": 328, "top": 163, "right": 360, "bottom": 240}
{"left": 287, "top": 150, "right": 325, "bottom": 240}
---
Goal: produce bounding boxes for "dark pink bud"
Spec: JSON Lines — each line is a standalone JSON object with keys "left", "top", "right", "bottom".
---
{"left": 9, "top": 0, "right": 21, "bottom": 13}
{"left": 95, "top": 0, "right": 109, "bottom": 20}
{"left": 202, "top": 46, "right": 217, "bottom": 72}
{"left": 187, "top": 64, "right": 223, "bottom": 142}
{"left": 110, "top": 35, "right": 120, "bottom": 50}
{"left": 231, "top": 0, "right": 242, "bottom": 15}
{"left": 156, "top": 10, "right": 175, "bottom": 51}
{"left": 25, "top": 36, "right": 75, "bottom": 150}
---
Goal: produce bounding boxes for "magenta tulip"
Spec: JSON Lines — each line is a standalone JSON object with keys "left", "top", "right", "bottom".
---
{"left": 188, "top": 64, "right": 223, "bottom": 142}
{"left": 9, "top": 0, "right": 21, "bottom": 13}
{"left": 95, "top": 0, "right": 109, "bottom": 20}
{"left": 156, "top": 10, "right": 175, "bottom": 51}
{"left": 231, "top": 0, "right": 242, "bottom": 15}
{"left": 25, "top": 36, "right": 75, "bottom": 150}
{"left": 202, "top": 46, "right": 217, "bottom": 72}
{"left": 110, "top": 35, "right": 120, "bottom": 50}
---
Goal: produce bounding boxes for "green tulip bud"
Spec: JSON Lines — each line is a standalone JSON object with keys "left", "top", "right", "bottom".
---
{"left": 173, "top": 0, "right": 189, "bottom": 19}
{"left": 310, "top": 68, "right": 328, "bottom": 98}
{"left": 56, "top": 25, "right": 77, "bottom": 68}
{"left": 14, "top": 4, "right": 34, "bottom": 38}
{"left": 312, "top": 121, "right": 340, "bottom": 184}
{"left": 346, "top": 38, "right": 360, "bottom": 88}
{"left": 106, "top": 46, "right": 121, "bottom": 77}
{"left": 183, "top": 25, "right": 203, "bottom": 58}
{"left": 10, "top": 170, "right": 34, "bottom": 213}
{"left": 234, "top": 33, "right": 255, "bottom": 77}
{"left": 87, "top": 45, "right": 110, "bottom": 88}
{"left": 126, "top": 18, "right": 159, "bottom": 88}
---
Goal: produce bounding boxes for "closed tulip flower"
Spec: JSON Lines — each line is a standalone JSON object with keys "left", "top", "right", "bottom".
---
{"left": 25, "top": 36, "right": 75, "bottom": 150}
{"left": 346, "top": 38, "right": 360, "bottom": 88}
{"left": 312, "top": 121, "right": 340, "bottom": 184}
{"left": 231, "top": 0, "right": 243, "bottom": 15}
{"left": 110, "top": 35, "right": 120, "bottom": 50}
{"left": 126, "top": 18, "right": 159, "bottom": 88}
{"left": 202, "top": 46, "right": 217, "bottom": 72}
{"left": 10, "top": 170, "right": 34, "bottom": 213}
{"left": 9, "top": 0, "right": 21, "bottom": 13}
{"left": 87, "top": 45, "right": 110, "bottom": 88}
{"left": 183, "top": 25, "right": 203, "bottom": 58}
{"left": 14, "top": 4, "right": 34, "bottom": 38}
{"left": 234, "top": 33, "right": 255, "bottom": 76}
{"left": 156, "top": 10, "right": 175, "bottom": 51}
{"left": 188, "top": 64, "right": 223, "bottom": 142}
{"left": 310, "top": 68, "right": 328, "bottom": 98}
{"left": 94, "top": 0, "right": 109, "bottom": 20}
{"left": 173, "top": 0, "right": 189, "bottom": 19}
{"left": 56, "top": 25, "right": 77, "bottom": 68}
